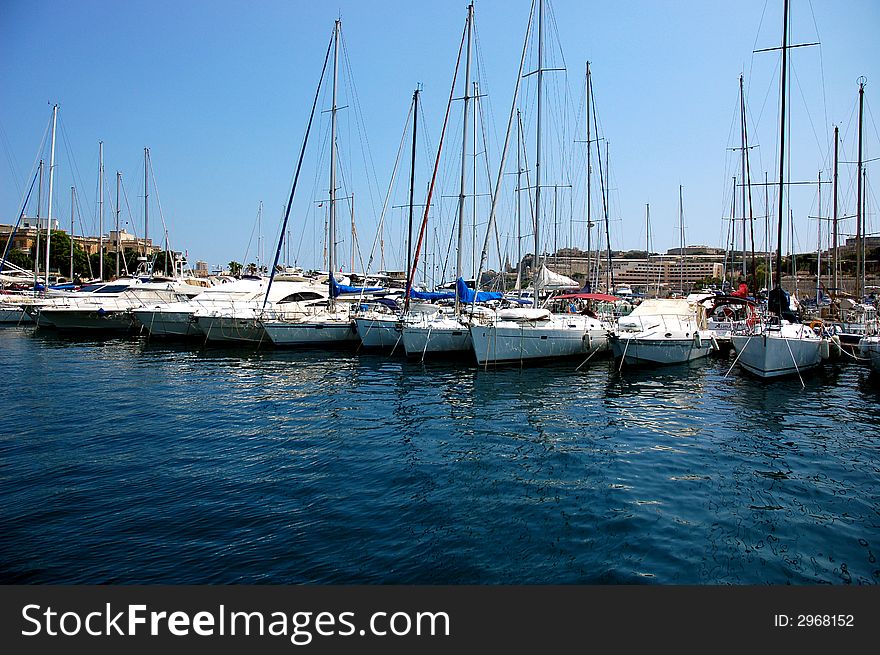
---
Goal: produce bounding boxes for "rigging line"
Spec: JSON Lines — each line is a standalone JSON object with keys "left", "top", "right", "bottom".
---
{"left": 472, "top": 0, "right": 534, "bottom": 308}
{"left": 148, "top": 158, "right": 174, "bottom": 259}
{"left": 241, "top": 203, "right": 261, "bottom": 267}
{"left": 364, "top": 95, "right": 413, "bottom": 274}
{"left": 806, "top": 0, "right": 829, "bottom": 157}
{"left": 405, "top": 14, "right": 468, "bottom": 305}
{"left": 297, "top": 103, "right": 332, "bottom": 268}
{"left": 0, "top": 119, "right": 24, "bottom": 196}
{"left": 263, "top": 25, "right": 333, "bottom": 309}
{"left": 340, "top": 33, "right": 382, "bottom": 223}
{"left": 790, "top": 65, "right": 825, "bottom": 158}
{"left": 8, "top": 119, "right": 50, "bottom": 234}
{"left": 748, "top": 0, "right": 771, "bottom": 88}
{"left": 0, "top": 166, "right": 39, "bottom": 275}
{"left": 57, "top": 116, "right": 98, "bottom": 234}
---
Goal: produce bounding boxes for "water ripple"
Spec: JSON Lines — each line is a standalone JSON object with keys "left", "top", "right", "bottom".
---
{"left": 0, "top": 328, "right": 877, "bottom": 584}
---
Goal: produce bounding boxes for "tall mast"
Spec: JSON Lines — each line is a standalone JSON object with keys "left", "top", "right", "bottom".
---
{"left": 472, "top": 80, "right": 479, "bottom": 280}
{"left": 34, "top": 160, "right": 43, "bottom": 288}
{"left": 832, "top": 126, "right": 839, "bottom": 295}
{"left": 515, "top": 108, "right": 523, "bottom": 292}
{"left": 645, "top": 203, "right": 650, "bottom": 296}
{"left": 764, "top": 171, "right": 771, "bottom": 289}
{"left": 406, "top": 88, "right": 419, "bottom": 288}
{"left": 144, "top": 147, "right": 149, "bottom": 259}
{"left": 45, "top": 104, "right": 58, "bottom": 286}
{"left": 350, "top": 191, "right": 355, "bottom": 273}
{"left": 679, "top": 184, "right": 684, "bottom": 294}
{"left": 856, "top": 78, "right": 865, "bottom": 299}
{"left": 740, "top": 74, "right": 756, "bottom": 285}
{"left": 604, "top": 141, "right": 612, "bottom": 291}
{"left": 115, "top": 172, "right": 121, "bottom": 278}
{"left": 739, "top": 75, "right": 747, "bottom": 278}
{"left": 455, "top": 2, "right": 473, "bottom": 313}
{"left": 258, "top": 200, "right": 263, "bottom": 272}
{"left": 69, "top": 186, "right": 75, "bottom": 280}
{"left": 534, "top": 0, "right": 544, "bottom": 299}
{"left": 773, "top": 0, "right": 789, "bottom": 310}
{"left": 98, "top": 142, "right": 104, "bottom": 280}
{"left": 328, "top": 19, "right": 340, "bottom": 308}
{"left": 816, "top": 170, "right": 822, "bottom": 302}
{"left": 585, "top": 61, "right": 592, "bottom": 286}
{"left": 729, "top": 176, "right": 736, "bottom": 288}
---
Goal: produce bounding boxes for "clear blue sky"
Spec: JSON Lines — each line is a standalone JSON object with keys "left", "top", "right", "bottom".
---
{"left": 2, "top": 0, "right": 878, "bottom": 277}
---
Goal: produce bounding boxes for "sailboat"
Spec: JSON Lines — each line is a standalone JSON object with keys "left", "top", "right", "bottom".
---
{"left": 469, "top": 3, "right": 610, "bottom": 366}
{"left": 825, "top": 81, "right": 878, "bottom": 348}
{"left": 609, "top": 186, "right": 716, "bottom": 365}
{"left": 260, "top": 20, "right": 367, "bottom": 348}
{"left": 400, "top": 2, "right": 482, "bottom": 359}
{"left": 354, "top": 87, "right": 421, "bottom": 351}
{"left": 730, "top": 0, "right": 830, "bottom": 379}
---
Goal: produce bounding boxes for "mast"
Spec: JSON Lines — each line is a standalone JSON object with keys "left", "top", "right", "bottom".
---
{"left": 45, "top": 104, "right": 58, "bottom": 286}
{"left": 534, "top": 0, "right": 544, "bottom": 299}
{"left": 728, "top": 176, "right": 736, "bottom": 288}
{"left": 99, "top": 142, "right": 104, "bottom": 280}
{"left": 832, "top": 126, "right": 839, "bottom": 295}
{"left": 328, "top": 19, "right": 340, "bottom": 309}
{"left": 604, "top": 141, "right": 612, "bottom": 291}
{"left": 816, "top": 170, "right": 822, "bottom": 303}
{"left": 739, "top": 75, "right": 747, "bottom": 278}
{"left": 515, "top": 108, "right": 523, "bottom": 292}
{"left": 645, "top": 203, "right": 650, "bottom": 296}
{"left": 69, "top": 186, "right": 75, "bottom": 280}
{"left": 740, "top": 74, "right": 756, "bottom": 286}
{"left": 257, "top": 201, "right": 263, "bottom": 272}
{"left": 350, "top": 192, "right": 355, "bottom": 273}
{"left": 406, "top": 88, "right": 419, "bottom": 289}
{"left": 679, "top": 184, "right": 684, "bottom": 294}
{"left": 773, "top": 0, "right": 789, "bottom": 313}
{"left": 765, "top": 171, "right": 772, "bottom": 289}
{"left": 34, "top": 160, "right": 43, "bottom": 289}
{"left": 144, "top": 147, "right": 149, "bottom": 259}
{"left": 115, "top": 172, "right": 121, "bottom": 278}
{"left": 455, "top": 2, "right": 473, "bottom": 313}
{"left": 856, "top": 78, "right": 865, "bottom": 299}
{"left": 585, "top": 61, "right": 592, "bottom": 286}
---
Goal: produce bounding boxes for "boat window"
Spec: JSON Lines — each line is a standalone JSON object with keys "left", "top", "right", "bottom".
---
{"left": 279, "top": 292, "right": 324, "bottom": 303}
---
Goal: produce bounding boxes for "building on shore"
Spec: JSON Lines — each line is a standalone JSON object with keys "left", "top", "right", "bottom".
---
{"left": 1, "top": 218, "right": 160, "bottom": 259}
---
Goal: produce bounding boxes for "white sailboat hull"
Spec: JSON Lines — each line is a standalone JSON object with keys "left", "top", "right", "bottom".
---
{"left": 196, "top": 315, "right": 268, "bottom": 344}
{"left": 39, "top": 308, "right": 134, "bottom": 332}
{"left": 132, "top": 309, "right": 202, "bottom": 338}
{"left": 610, "top": 335, "right": 712, "bottom": 365}
{"left": 470, "top": 317, "right": 609, "bottom": 365}
{"left": 263, "top": 319, "right": 358, "bottom": 346}
{"left": 401, "top": 322, "right": 472, "bottom": 357}
{"left": 731, "top": 327, "right": 825, "bottom": 379}
{"left": 0, "top": 306, "right": 32, "bottom": 323}
{"left": 353, "top": 317, "right": 400, "bottom": 349}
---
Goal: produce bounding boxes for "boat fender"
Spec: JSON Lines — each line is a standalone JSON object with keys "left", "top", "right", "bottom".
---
{"left": 819, "top": 338, "right": 830, "bottom": 360}
{"left": 694, "top": 332, "right": 702, "bottom": 349}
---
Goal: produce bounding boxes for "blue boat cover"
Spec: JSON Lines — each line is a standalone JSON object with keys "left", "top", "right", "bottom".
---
{"left": 409, "top": 289, "right": 455, "bottom": 301}
{"left": 329, "top": 275, "right": 383, "bottom": 298}
{"left": 456, "top": 277, "right": 503, "bottom": 303}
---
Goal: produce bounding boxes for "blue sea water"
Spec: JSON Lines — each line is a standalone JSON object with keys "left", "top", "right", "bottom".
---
{"left": 1, "top": 326, "right": 878, "bottom": 584}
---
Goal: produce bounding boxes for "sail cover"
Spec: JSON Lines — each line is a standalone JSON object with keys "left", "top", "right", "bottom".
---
{"left": 535, "top": 265, "right": 578, "bottom": 290}
{"left": 329, "top": 274, "right": 383, "bottom": 298}
{"left": 456, "top": 277, "right": 503, "bottom": 303}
